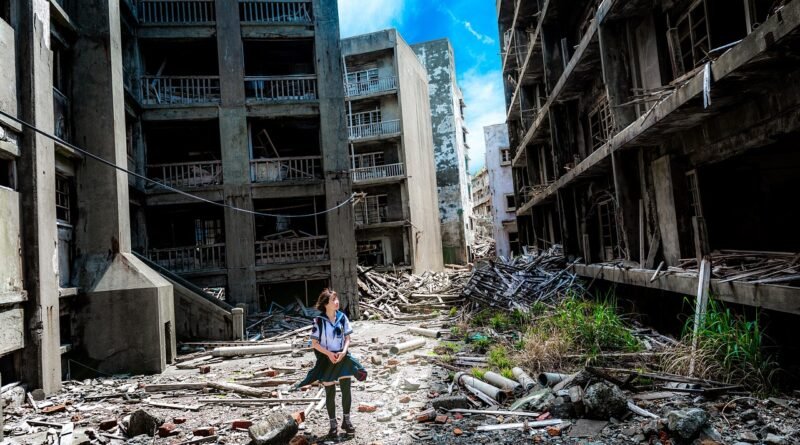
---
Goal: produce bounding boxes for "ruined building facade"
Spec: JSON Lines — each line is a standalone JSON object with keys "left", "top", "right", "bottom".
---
{"left": 125, "top": 0, "right": 358, "bottom": 314}
{"left": 483, "top": 124, "right": 519, "bottom": 259}
{"left": 498, "top": 0, "right": 800, "bottom": 313}
{"left": 342, "top": 29, "right": 444, "bottom": 274}
{"left": 412, "top": 39, "right": 474, "bottom": 265}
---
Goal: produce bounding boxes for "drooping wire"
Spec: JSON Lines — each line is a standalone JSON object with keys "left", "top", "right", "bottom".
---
{"left": 0, "top": 109, "right": 356, "bottom": 218}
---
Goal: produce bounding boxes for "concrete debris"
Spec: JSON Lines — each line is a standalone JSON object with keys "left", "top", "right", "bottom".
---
{"left": 127, "top": 409, "right": 164, "bottom": 437}
{"left": 667, "top": 408, "right": 710, "bottom": 440}
{"left": 248, "top": 412, "right": 299, "bottom": 445}
{"left": 583, "top": 382, "right": 628, "bottom": 420}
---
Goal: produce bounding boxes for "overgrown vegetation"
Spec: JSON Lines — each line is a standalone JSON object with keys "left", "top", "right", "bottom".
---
{"left": 662, "top": 298, "right": 778, "bottom": 393}
{"left": 514, "top": 293, "right": 640, "bottom": 371}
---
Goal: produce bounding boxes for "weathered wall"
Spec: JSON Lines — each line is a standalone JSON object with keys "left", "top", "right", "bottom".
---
{"left": 173, "top": 281, "right": 233, "bottom": 341}
{"left": 412, "top": 39, "right": 473, "bottom": 264}
{"left": 397, "top": 34, "right": 443, "bottom": 273}
{"left": 484, "top": 124, "right": 516, "bottom": 258}
{"left": 0, "top": 19, "right": 15, "bottom": 116}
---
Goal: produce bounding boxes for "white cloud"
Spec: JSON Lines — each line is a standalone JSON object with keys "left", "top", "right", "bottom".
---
{"left": 460, "top": 68, "right": 506, "bottom": 174}
{"left": 443, "top": 8, "right": 495, "bottom": 45}
{"left": 338, "top": 0, "right": 405, "bottom": 38}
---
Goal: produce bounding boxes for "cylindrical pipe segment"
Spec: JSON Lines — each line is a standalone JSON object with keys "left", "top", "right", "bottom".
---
{"left": 483, "top": 371, "right": 523, "bottom": 396}
{"left": 212, "top": 344, "right": 292, "bottom": 357}
{"left": 390, "top": 338, "right": 426, "bottom": 355}
{"left": 455, "top": 372, "right": 508, "bottom": 404}
{"left": 512, "top": 367, "right": 537, "bottom": 391}
{"left": 537, "top": 372, "right": 570, "bottom": 387}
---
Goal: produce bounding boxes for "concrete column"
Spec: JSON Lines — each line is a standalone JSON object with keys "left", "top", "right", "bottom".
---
{"left": 313, "top": 0, "right": 358, "bottom": 318}
{"left": 18, "top": 0, "right": 62, "bottom": 394}
{"left": 70, "top": 0, "right": 174, "bottom": 375}
{"left": 598, "top": 21, "right": 637, "bottom": 129}
{"left": 231, "top": 307, "right": 244, "bottom": 340}
{"left": 651, "top": 155, "right": 681, "bottom": 265}
{"left": 215, "top": 0, "right": 258, "bottom": 310}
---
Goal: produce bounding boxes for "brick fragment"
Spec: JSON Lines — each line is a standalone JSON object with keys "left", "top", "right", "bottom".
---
{"left": 193, "top": 427, "right": 216, "bottom": 437}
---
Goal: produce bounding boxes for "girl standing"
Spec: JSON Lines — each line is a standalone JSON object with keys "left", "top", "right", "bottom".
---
{"left": 292, "top": 289, "right": 366, "bottom": 437}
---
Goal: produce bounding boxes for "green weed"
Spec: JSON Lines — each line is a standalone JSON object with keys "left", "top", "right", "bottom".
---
{"left": 470, "top": 367, "right": 486, "bottom": 379}
{"left": 500, "top": 368, "right": 515, "bottom": 380}
{"left": 488, "top": 345, "right": 512, "bottom": 369}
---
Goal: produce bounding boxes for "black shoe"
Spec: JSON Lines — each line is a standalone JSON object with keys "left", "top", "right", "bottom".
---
{"left": 341, "top": 418, "right": 355, "bottom": 434}
{"left": 327, "top": 422, "right": 338, "bottom": 437}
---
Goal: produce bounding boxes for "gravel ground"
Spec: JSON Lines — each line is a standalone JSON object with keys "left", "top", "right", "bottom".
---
{"left": 3, "top": 318, "right": 800, "bottom": 445}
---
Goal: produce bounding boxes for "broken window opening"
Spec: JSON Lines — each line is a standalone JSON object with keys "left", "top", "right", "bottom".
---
{"left": 257, "top": 279, "right": 328, "bottom": 312}
{"left": 0, "top": 157, "right": 16, "bottom": 190}
{"left": 55, "top": 174, "right": 73, "bottom": 223}
{"left": 144, "top": 120, "right": 222, "bottom": 188}
{"left": 141, "top": 39, "right": 219, "bottom": 76}
{"left": 349, "top": 109, "right": 382, "bottom": 127}
{"left": 357, "top": 239, "right": 387, "bottom": 267}
{"left": 505, "top": 194, "right": 516, "bottom": 212}
{"left": 686, "top": 169, "right": 703, "bottom": 218}
{"left": 244, "top": 39, "right": 315, "bottom": 77}
{"left": 249, "top": 118, "right": 322, "bottom": 182}
{"left": 597, "top": 198, "right": 620, "bottom": 262}
{"left": 254, "top": 197, "right": 329, "bottom": 265}
{"left": 501, "top": 148, "right": 511, "bottom": 164}
{"left": 509, "top": 231, "right": 521, "bottom": 256}
{"left": 354, "top": 194, "right": 389, "bottom": 225}
{"left": 588, "top": 94, "right": 615, "bottom": 152}
{"left": 675, "top": 0, "right": 711, "bottom": 76}
{"left": 145, "top": 205, "right": 226, "bottom": 273}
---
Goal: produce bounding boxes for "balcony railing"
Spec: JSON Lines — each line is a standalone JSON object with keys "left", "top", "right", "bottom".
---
{"left": 344, "top": 76, "right": 397, "bottom": 98}
{"left": 255, "top": 236, "right": 329, "bottom": 265}
{"left": 148, "top": 243, "right": 226, "bottom": 273}
{"left": 53, "top": 88, "right": 71, "bottom": 142}
{"left": 141, "top": 76, "right": 221, "bottom": 105}
{"left": 245, "top": 76, "right": 317, "bottom": 102}
{"left": 348, "top": 120, "right": 400, "bottom": 140}
{"left": 239, "top": 0, "right": 312, "bottom": 24}
{"left": 250, "top": 156, "right": 321, "bottom": 183}
{"left": 148, "top": 161, "right": 223, "bottom": 188}
{"left": 138, "top": 0, "right": 216, "bottom": 24}
{"left": 351, "top": 163, "right": 404, "bottom": 183}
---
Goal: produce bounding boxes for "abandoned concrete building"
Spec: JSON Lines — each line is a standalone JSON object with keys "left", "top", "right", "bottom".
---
{"left": 124, "top": 0, "right": 358, "bottom": 313}
{"left": 482, "top": 123, "right": 519, "bottom": 259}
{"left": 342, "top": 29, "right": 444, "bottom": 274}
{"left": 498, "top": 0, "right": 800, "bottom": 314}
{"left": 470, "top": 167, "right": 491, "bottom": 240}
{"left": 412, "top": 39, "right": 475, "bottom": 265}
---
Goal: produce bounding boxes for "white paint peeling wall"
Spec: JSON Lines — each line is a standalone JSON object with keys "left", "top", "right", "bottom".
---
{"left": 412, "top": 39, "right": 474, "bottom": 264}
{"left": 483, "top": 124, "right": 516, "bottom": 258}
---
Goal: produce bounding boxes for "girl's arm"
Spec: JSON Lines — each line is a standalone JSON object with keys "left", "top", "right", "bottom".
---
{"left": 312, "top": 339, "right": 337, "bottom": 362}
{"left": 335, "top": 335, "right": 351, "bottom": 363}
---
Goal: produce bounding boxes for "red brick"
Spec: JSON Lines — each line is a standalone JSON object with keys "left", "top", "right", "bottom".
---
{"left": 387, "top": 359, "right": 400, "bottom": 366}
{"left": 546, "top": 426, "right": 561, "bottom": 437}
{"left": 453, "top": 428, "right": 463, "bottom": 436}
{"left": 435, "top": 415, "right": 448, "bottom": 424}
{"left": 536, "top": 412, "right": 551, "bottom": 421}
{"left": 193, "top": 427, "right": 216, "bottom": 437}
{"left": 198, "top": 365, "right": 211, "bottom": 374}
{"left": 358, "top": 404, "right": 377, "bottom": 413}
{"left": 158, "top": 423, "right": 178, "bottom": 438}
{"left": 291, "top": 411, "right": 305, "bottom": 424}
{"left": 98, "top": 419, "right": 117, "bottom": 431}
{"left": 231, "top": 420, "right": 253, "bottom": 430}
{"left": 399, "top": 395, "right": 411, "bottom": 404}
{"left": 173, "top": 417, "right": 187, "bottom": 425}
{"left": 454, "top": 413, "right": 464, "bottom": 420}
{"left": 42, "top": 404, "right": 66, "bottom": 414}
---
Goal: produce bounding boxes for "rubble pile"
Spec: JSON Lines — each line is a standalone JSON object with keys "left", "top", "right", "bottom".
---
{"left": 678, "top": 250, "right": 800, "bottom": 286}
{"left": 470, "top": 234, "right": 496, "bottom": 260}
{"left": 245, "top": 302, "right": 320, "bottom": 341}
{"left": 461, "top": 245, "right": 587, "bottom": 311}
{"left": 357, "top": 266, "right": 471, "bottom": 320}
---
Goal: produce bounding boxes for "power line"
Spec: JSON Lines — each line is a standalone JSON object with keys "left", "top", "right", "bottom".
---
{"left": 0, "top": 109, "right": 356, "bottom": 218}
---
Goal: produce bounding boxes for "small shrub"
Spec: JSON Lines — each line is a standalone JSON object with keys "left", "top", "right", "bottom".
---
{"left": 489, "top": 312, "right": 511, "bottom": 331}
{"left": 473, "top": 337, "right": 492, "bottom": 350}
{"left": 449, "top": 307, "right": 458, "bottom": 317}
{"left": 470, "top": 367, "right": 486, "bottom": 379}
{"left": 488, "top": 345, "right": 512, "bottom": 369}
{"left": 500, "top": 368, "right": 515, "bottom": 380}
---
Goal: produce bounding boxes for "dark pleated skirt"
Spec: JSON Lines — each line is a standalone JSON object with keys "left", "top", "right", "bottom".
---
{"left": 295, "top": 350, "right": 366, "bottom": 386}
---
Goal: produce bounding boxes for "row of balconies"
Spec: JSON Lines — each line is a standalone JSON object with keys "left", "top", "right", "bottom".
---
{"left": 148, "top": 158, "right": 405, "bottom": 188}
{"left": 139, "top": 74, "right": 399, "bottom": 104}
{"left": 146, "top": 235, "right": 328, "bottom": 272}
{"left": 134, "top": 0, "right": 313, "bottom": 25}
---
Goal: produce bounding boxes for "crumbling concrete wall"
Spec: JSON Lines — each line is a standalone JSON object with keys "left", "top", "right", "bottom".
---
{"left": 483, "top": 124, "right": 517, "bottom": 258}
{"left": 412, "top": 39, "right": 473, "bottom": 264}
{"left": 397, "top": 34, "right": 444, "bottom": 273}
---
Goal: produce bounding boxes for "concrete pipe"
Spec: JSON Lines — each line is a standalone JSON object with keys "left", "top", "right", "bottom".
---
{"left": 484, "top": 371, "right": 523, "bottom": 396}
{"left": 408, "top": 327, "right": 440, "bottom": 338}
{"left": 455, "top": 372, "right": 508, "bottom": 404}
{"left": 211, "top": 344, "right": 292, "bottom": 357}
{"left": 390, "top": 338, "right": 426, "bottom": 355}
{"left": 538, "top": 372, "right": 570, "bottom": 387}
{"left": 512, "top": 367, "right": 537, "bottom": 391}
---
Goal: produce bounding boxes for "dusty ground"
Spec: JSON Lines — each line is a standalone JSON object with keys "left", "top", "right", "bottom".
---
{"left": 3, "top": 317, "right": 800, "bottom": 445}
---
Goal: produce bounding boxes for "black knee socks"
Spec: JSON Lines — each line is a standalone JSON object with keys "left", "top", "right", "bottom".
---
{"left": 325, "top": 385, "right": 336, "bottom": 420}
{"left": 340, "top": 378, "right": 352, "bottom": 415}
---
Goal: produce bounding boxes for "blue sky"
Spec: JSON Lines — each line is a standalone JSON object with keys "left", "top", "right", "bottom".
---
{"left": 338, "top": 0, "right": 506, "bottom": 174}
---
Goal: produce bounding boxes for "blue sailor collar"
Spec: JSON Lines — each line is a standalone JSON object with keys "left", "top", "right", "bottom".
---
{"left": 320, "top": 310, "right": 345, "bottom": 326}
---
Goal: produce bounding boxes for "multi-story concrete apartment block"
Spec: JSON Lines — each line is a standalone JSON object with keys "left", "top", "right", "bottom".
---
{"left": 124, "top": 0, "right": 359, "bottom": 315}
{"left": 471, "top": 167, "right": 491, "bottom": 239}
{"left": 342, "top": 29, "right": 443, "bottom": 274}
{"left": 483, "top": 124, "right": 519, "bottom": 258}
{"left": 412, "top": 39, "right": 474, "bottom": 265}
{"left": 498, "top": 0, "right": 800, "bottom": 314}
{"left": 0, "top": 0, "right": 194, "bottom": 393}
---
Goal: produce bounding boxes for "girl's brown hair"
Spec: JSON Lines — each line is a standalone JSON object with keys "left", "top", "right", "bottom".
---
{"left": 315, "top": 288, "right": 338, "bottom": 312}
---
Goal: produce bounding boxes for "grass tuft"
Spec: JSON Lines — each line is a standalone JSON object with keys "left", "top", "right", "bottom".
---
{"left": 488, "top": 345, "right": 512, "bottom": 369}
